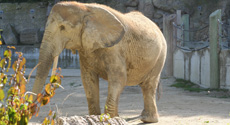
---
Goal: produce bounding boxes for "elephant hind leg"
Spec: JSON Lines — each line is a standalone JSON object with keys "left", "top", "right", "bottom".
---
{"left": 140, "top": 75, "right": 160, "bottom": 123}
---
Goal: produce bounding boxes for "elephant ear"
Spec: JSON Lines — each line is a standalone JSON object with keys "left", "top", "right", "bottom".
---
{"left": 82, "top": 5, "right": 125, "bottom": 52}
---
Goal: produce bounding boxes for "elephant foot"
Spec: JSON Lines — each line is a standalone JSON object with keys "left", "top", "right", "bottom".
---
{"left": 141, "top": 110, "right": 159, "bottom": 123}
{"left": 104, "top": 110, "right": 119, "bottom": 118}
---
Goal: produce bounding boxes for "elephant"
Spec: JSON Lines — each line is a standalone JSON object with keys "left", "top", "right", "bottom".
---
{"left": 32, "top": 1, "right": 167, "bottom": 123}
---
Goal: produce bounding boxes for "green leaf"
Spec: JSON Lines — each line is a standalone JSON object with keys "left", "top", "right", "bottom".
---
{"left": 6, "top": 59, "right": 11, "bottom": 72}
{"left": 19, "top": 115, "right": 28, "bottom": 125}
{"left": 13, "top": 97, "right": 20, "bottom": 107}
{"left": 100, "top": 113, "right": 105, "bottom": 122}
{"left": 3, "top": 50, "right": 9, "bottom": 57}
{"left": 0, "top": 89, "right": 4, "bottom": 101}
{"left": 3, "top": 75, "right": 7, "bottom": 84}
{"left": 105, "top": 105, "right": 108, "bottom": 110}
{"left": 50, "top": 75, "right": 58, "bottom": 83}
{"left": 28, "top": 95, "right": 33, "bottom": 104}
{"left": 24, "top": 104, "right": 28, "bottom": 110}
{"left": 0, "top": 58, "right": 6, "bottom": 68}
{"left": 20, "top": 105, "right": 24, "bottom": 110}
{"left": 41, "top": 96, "right": 50, "bottom": 106}
{"left": 15, "top": 112, "right": 21, "bottom": 122}
{"left": 25, "top": 116, "right": 28, "bottom": 124}
{"left": 25, "top": 94, "right": 28, "bottom": 101}
{"left": 53, "top": 112, "right": 56, "bottom": 119}
{"left": 43, "top": 117, "right": 50, "bottom": 125}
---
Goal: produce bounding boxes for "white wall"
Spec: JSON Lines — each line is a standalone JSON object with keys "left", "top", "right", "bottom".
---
{"left": 173, "top": 48, "right": 230, "bottom": 89}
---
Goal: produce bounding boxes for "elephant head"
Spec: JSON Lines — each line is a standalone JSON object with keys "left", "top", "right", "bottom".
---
{"left": 32, "top": 2, "right": 125, "bottom": 94}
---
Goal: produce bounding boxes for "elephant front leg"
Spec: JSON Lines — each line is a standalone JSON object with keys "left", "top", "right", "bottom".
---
{"left": 81, "top": 69, "right": 101, "bottom": 115}
{"left": 140, "top": 75, "right": 160, "bottom": 123}
{"left": 105, "top": 70, "right": 126, "bottom": 117}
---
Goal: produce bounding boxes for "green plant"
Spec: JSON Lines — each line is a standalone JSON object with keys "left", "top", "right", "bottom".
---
{"left": 170, "top": 79, "right": 206, "bottom": 92}
{"left": 69, "top": 82, "right": 75, "bottom": 86}
{"left": 171, "top": 79, "right": 230, "bottom": 98}
{"left": 204, "top": 121, "right": 209, "bottom": 123}
{"left": 99, "top": 105, "right": 111, "bottom": 123}
{"left": 161, "top": 77, "right": 170, "bottom": 79}
{"left": 0, "top": 45, "right": 63, "bottom": 125}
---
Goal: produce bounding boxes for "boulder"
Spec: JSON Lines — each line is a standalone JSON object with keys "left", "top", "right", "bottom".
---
{"left": 125, "top": 0, "right": 139, "bottom": 7}
{"left": 107, "top": 0, "right": 126, "bottom": 13}
{"left": 126, "top": 7, "right": 137, "bottom": 12}
{"left": 2, "top": 24, "right": 19, "bottom": 45}
{"left": 20, "top": 29, "right": 40, "bottom": 45}
{"left": 154, "top": 10, "right": 164, "bottom": 19}
{"left": 152, "top": 0, "right": 176, "bottom": 13}
{"left": 138, "top": 0, "right": 154, "bottom": 19}
{"left": 57, "top": 115, "right": 128, "bottom": 125}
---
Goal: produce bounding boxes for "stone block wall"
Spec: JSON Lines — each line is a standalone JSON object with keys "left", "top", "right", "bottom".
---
{"left": 173, "top": 48, "right": 230, "bottom": 89}
{"left": 0, "top": 2, "right": 47, "bottom": 45}
{"left": 1, "top": 0, "right": 230, "bottom": 46}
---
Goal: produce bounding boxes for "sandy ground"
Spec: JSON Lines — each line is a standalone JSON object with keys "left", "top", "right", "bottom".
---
{"left": 20, "top": 69, "right": 230, "bottom": 125}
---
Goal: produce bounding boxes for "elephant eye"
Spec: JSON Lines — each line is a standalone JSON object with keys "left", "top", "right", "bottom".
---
{"left": 60, "top": 25, "right": 65, "bottom": 31}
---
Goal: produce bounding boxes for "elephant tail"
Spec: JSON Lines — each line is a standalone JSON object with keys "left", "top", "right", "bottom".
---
{"left": 157, "top": 80, "right": 162, "bottom": 101}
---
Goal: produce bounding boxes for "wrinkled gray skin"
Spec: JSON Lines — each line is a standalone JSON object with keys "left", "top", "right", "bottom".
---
{"left": 32, "top": 1, "right": 167, "bottom": 123}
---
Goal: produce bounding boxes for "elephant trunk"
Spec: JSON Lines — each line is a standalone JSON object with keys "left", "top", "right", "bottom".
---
{"left": 32, "top": 36, "right": 59, "bottom": 94}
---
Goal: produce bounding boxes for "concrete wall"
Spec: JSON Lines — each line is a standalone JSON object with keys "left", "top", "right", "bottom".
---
{"left": 219, "top": 50, "right": 230, "bottom": 89}
{"left": 173, "top": 48, "right": 230, "bottom": 89}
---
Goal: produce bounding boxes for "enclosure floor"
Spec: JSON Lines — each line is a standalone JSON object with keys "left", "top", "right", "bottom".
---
{"left": 26, "top": 69, "right": 230, "bottom": 125}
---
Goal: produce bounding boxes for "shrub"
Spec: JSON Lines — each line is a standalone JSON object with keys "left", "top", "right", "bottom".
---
{"left": 0, "top": 44, "right": 63, "bottom": 125}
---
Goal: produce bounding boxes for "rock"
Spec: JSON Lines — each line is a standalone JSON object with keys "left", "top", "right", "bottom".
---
{"left": 126, "top": 7, "right": 137, "bottom": 12}
{"left": 2, "top": 24, "right": 19, "bottom": 45}
{"left": 125, "top": 0, "right": 139, "bottom": 7}
{"left": 138, "top": 0, "right": 154, "bottom": 19}
{"left": 152, "top": 0, "right": 171, "bottom": 9}
{"left": 107, "top": 0, "right": 126, "bottom": 13}
{"left": 46, "top": 2, "right": 53, "bottom": 17}
{"left": 39, "top": 27, "right": 45, "bottom": 41}
{"left": 152, "top": 0, "right": 180, "bottom": 13}
{"left": 57, "top": 115, "right": 128, "bottom": 125}
{"left": 20, "top": 29, "right": 40, "bottom": 45}
{"left": 154, "top": 10, "right": 164, "bottom": 19}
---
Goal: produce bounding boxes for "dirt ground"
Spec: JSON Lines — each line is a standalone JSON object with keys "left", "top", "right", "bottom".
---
{"left": 26, "top": 69, "right": 230, "bottom": 125}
